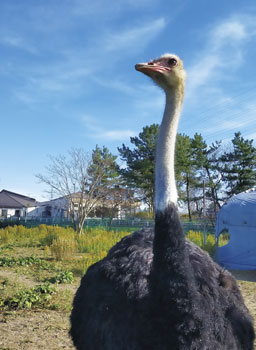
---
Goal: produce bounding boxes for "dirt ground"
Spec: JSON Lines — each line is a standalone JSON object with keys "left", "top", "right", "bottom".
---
{"left": 0, "top": 270, "right": 255, "bottom": 350}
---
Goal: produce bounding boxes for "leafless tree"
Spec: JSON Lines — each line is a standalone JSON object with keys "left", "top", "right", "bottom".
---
{"left": 36, "top": 148, "right": 116, "bottom": 234}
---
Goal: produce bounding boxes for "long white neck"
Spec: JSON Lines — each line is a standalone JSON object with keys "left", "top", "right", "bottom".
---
{"left": 155, "top": 88, "right": 184, "bottom": 212}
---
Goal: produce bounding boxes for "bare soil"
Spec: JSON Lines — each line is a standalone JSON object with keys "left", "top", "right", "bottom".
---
{"left": 0, "top": 269, "right": 255, "bottom": 349}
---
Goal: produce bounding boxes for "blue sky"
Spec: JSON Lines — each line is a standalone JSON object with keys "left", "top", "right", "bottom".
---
{"left": 1, "top": 0, "right": 256, "bottom": 200}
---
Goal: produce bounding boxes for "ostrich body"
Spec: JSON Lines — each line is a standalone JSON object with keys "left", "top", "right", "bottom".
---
{"left": 70, "top": 54, "right": 255, "bottom": 349}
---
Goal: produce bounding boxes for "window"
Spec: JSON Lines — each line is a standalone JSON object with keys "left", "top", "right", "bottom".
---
{"left": 1, "top": 209, "right": 7, "bottom": 218}
{"left": 15, "top": 210, "right": 21, "bottom": 217}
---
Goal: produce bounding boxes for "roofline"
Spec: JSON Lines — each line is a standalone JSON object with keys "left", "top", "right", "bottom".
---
{"left": 0, "top": 189, "right": 36, "bottom": 202}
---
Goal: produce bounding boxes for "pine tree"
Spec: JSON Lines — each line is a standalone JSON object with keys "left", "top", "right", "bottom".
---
{"left": 175, "top": 134, "right": 199, "bottom": 219}
{"left": 118, "top": 124, "right": 158, "bottom": 210}
{"left": 191, "top": 134, "right": 222, "bottom": 216}
{"left": 220, "top": 132, "right": 256, "bottom": 197}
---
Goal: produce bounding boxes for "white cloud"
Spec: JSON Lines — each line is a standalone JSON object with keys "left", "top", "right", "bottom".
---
{"left": 186, "top": 15, "right": 256, "bottom": 96}
{"left": 103, "top": 18, "right": 166, "bottom": 53}
{"left": 203, "top": 119, "right": 252, "bottom": 136}
{"left": 97, "top": 129, "right": 136, "bottom": 141}
{"left": 92, "top": 77, "right": 137, "bottom": 95}
{"left": 212, "top": 20, "right": 247, "bottom": 48}
{"left": 7, "top": 16, "right": 166, "bottom": 101}
{"left": 2, "top": 35, "right": 38, "bottom": 54}
{"left": 81, "top": 115, "right": 136, "bottom": 141}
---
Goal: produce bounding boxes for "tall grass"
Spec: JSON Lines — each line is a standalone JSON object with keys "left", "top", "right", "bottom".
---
{"left": 1, "top": 224, "right": 226, "bottom": 275}
{"left": 0, "top": 225, "right": 130, "bottom": 274}
{"left": 77, "top": 228, "right": 128, "bottom": 254}
{"left": 186, "top": 230, "right": 228, "bottom": 256}
{"left": 0, "top": 224, "right": 75, "bottom": 247}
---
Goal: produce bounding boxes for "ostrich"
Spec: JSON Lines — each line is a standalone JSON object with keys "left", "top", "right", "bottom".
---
{"left": 70, "top": 54, "right": 255, "bottom": 349}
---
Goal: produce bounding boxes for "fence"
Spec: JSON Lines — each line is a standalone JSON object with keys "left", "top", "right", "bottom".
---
{"left": 0, "top": 216, "right": 215, "bottom": 234}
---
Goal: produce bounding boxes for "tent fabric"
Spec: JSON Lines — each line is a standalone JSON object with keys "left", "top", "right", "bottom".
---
{"left": 215, "top": 188, "right": 256, "bottom": 270}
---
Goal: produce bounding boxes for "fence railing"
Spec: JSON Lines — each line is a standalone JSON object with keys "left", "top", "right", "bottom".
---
{"left": 0, "top": 216, "right": 215, "bottom": 234}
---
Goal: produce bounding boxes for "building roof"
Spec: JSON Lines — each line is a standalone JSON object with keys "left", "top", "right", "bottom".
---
{"left": 0, "top": 189, "right": 36, "bottom": 209}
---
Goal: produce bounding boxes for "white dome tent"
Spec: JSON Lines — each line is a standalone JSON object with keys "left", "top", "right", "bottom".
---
{"left": 215, "top": 188, "right": 256, "bottom": 270}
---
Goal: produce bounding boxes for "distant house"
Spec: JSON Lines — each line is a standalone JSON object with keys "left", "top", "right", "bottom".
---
{"left": 30, "top": 189, "right": 140, "bottom": 220}
{"left": 28, "top": 196, "right": 69, "bottom": 219}
{"left": 0, "top": 189, "right": 36, "bottom": 219}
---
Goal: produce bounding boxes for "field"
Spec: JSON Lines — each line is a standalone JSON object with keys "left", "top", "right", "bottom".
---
{"left": 0, "top": 225, "right": 255, "bottom": 349}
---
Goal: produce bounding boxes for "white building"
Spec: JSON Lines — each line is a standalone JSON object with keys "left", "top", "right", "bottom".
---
{"left": 0, "top": 189, "right": 36, "bottom": 218}
{"left": 28, "top": 196, "right": 69, "bottom": 218}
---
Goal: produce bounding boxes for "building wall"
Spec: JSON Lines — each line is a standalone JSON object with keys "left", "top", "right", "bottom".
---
{"left": 27, "top": 198, "right": 69, "bottom": 218}
{"left": 0, "top": 208, "right": 30, "bottom": 218}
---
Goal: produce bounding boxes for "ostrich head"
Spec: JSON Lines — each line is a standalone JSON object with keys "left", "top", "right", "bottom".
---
{"left": 135, "top": 53, "right": 186, "bottom": 93}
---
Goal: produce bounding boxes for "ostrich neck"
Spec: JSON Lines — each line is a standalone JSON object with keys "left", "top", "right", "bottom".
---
{"left": 151, "top": 84, "right": 196, "bottom": 310}
{"left": 155, "top": 88, "right": 183, "bottom": 212}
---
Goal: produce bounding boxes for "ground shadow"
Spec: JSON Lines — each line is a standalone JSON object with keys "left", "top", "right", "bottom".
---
{"left": 229, "top": 270, "right": 256, "bottom": 282}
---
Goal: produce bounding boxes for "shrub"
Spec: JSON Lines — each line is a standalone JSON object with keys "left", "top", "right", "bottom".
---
{"left": 2, "top": 283, "right": 55, "bottom": 309}
{"left": 49, "top": 271, "right": 74, "bottom": 284}
{"left": 50, "top": 238, "right": 77, "bottom": 261}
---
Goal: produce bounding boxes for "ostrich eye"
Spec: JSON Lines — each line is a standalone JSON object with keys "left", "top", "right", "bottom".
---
{"left": 168, "top": 58, "right": 177, "bottom": 67}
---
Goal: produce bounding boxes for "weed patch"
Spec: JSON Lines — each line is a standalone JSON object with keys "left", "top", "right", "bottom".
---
{"left": 50, "top": 238, "right": 77, "bottom": 261}
{"left": 2, "top": 283, "right": 56, "bottom": 310}
{"left": 186, "top": 230, "right": 228, "bottom": 255}
{"left": 48, "top": 271, "right": 74, "bottom": 284}
{"left": 0, "top": 256, "right": 52, "bottom": 269}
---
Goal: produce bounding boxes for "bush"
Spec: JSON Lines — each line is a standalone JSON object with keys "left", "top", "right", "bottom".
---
{"left": 50, "top": 238, "right": 77, "bottom": 261}
{"left": 49, "top": 271, "right": 74, "bottom": 284}
{"left": 2, "top": 283, "right": 55, "bottom": 309}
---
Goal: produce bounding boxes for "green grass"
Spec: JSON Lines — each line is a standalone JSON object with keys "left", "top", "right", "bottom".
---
{"left": 0, "top": 224, "right": 224, "bottom": 311}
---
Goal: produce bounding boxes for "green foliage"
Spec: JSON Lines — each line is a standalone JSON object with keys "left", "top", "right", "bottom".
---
{"left": 220, "top": 132, "right": 256, "bottom": 197}
{"left": 0, "top": 224, "right": 75, "bottom": 247}
{"left": 48, "top": 271, "right": 74, "bottom": 284}
{"left": 89, "top": 145, "right": 120, "bottom": 185}
{"left": 3, "top": 283, "right": 55, "bottom": 309}
{"left": 76, "top": 228, "right": 128, "bottom": 254}
{"left": 186, "top": 230, "right": 229, "bottom": 256}
{"left": 133, "top": 211, "right": 154, "bottom": 219}
{"left": 186, "top": 230, "right": 217, "bottom": 255}
{"left": 0, "top": 256, "right": 50, "bottom": 269}
{"left": 175, "top": 134, "right": 198, "bottom": 218}
{"left": 118, "top": 124, "right": 159, "bottom": 209}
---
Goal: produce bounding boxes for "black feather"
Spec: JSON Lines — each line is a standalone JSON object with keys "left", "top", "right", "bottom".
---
{"left": 70, "top": 204, "right": 254, "bottom": 349}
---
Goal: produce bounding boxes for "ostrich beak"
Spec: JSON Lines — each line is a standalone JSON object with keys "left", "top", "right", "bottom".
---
{"left": 135, "top": 62, "right": 171, "bottom": 76}
{"left": 135, "top": 63, "right": 154, "bottom": 75}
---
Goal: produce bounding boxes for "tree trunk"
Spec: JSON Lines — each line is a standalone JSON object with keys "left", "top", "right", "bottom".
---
{"left": 77, "top": 214, "right": 87, "bottom": 235}
{"left": 186, "top": 177, "right": 191, "bottom": 219}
